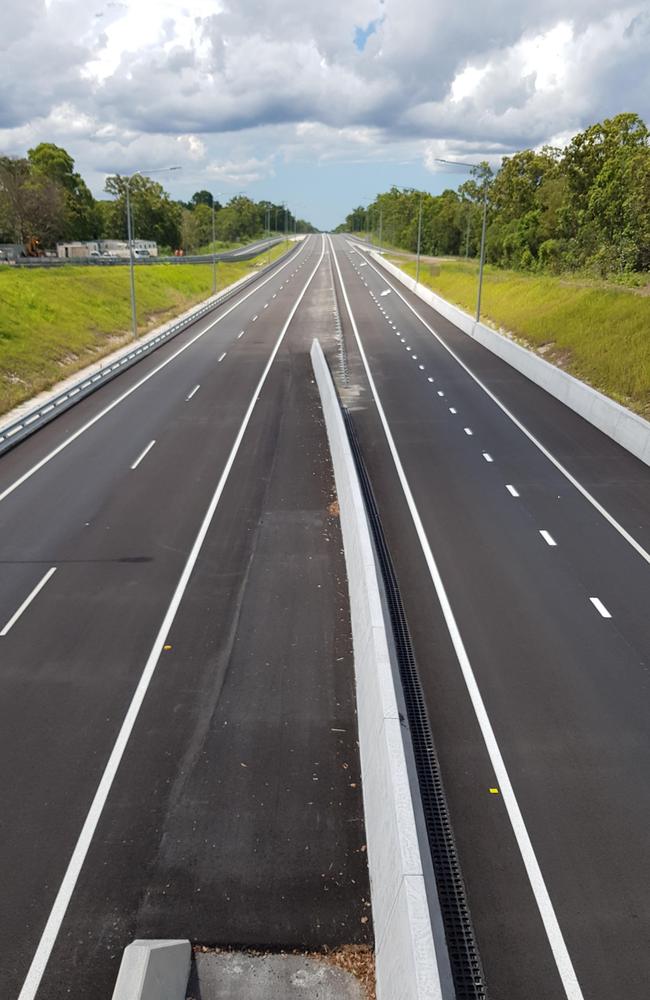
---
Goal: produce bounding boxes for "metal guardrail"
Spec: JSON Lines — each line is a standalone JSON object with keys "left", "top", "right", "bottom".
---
{"left": 6, "top": 238, "right": 284, "bottom": 268}
{"left": 0, "top": 240, "right": 301, "bottom": 458}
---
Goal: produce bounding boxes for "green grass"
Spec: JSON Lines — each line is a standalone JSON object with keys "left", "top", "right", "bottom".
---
{"left": 0, "top": 240, "right": 292, "bottom": 416}
{"left": 390, "top": 257, "right": 650, "bottom": 419}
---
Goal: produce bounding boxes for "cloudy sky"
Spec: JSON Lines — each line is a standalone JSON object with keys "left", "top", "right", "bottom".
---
{"left": 2, "top": 0, "right": 649, "bottom": 229}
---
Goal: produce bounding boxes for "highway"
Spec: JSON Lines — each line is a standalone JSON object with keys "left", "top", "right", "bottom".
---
{"left": 329, "top": 233, "right": 650, "bottom": 1000}
{"left": 1, "top": 225, "right": 649, "bottom": 1000}
{"left": 0, "top": 235, "right": 371, "bottom": 1000}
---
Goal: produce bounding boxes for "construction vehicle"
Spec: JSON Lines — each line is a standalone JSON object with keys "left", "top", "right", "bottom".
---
{"left": 24, "top": 236, "right": 45, "bottom": 257}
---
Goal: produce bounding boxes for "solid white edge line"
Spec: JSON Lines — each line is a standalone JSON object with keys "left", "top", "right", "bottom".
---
{"left": 0, "top": 239, "right": 310, "bottom": 508}
{"left": 329, "top": 234, "right": 585, "bottom": 1000}
{"left": 540, "top": 530, "right": 557, "bottom": 547}
{"left": 0, "top": 567, "right": 57, "bottom": 637}
{"left": 354, "top": 245, "right": 650, "bottom": 568}
{"left": 16, "top": 235, "right": 326, "bottom": 1000}
{"left": 589, "top": 597, "right": 612, "bottom": 618}
{"left": 130, "top": 440, "right": 156, "bottom": 470}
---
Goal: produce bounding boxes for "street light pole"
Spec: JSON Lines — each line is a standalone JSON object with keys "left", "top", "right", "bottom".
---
{"left": 476, "top": 193, "right": 488, "bottom": 322}
{"left": 125, "top": 179, "right": 137, "bottom": 339}
{"left": 123, "top": 165, "right": 180, "bottom": 338}
{"left": 436, "top": 157, "right": 489, "bottom": 322}
{"left": 210, "top": 190, "right": 225, "bottom": 298}
{"left": 415, "top": 192, "right": 423, "bottom": 285}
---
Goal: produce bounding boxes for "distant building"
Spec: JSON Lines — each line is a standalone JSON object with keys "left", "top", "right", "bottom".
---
{"left": 56, "top": 240, "right": 158, "bottom": 259}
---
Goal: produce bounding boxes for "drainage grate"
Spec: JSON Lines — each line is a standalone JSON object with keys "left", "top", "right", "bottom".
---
{"left": 343, "top": 408, "right": 487, "bottom": 1000}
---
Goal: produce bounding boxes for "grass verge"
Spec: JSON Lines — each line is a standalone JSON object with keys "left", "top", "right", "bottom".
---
{"left": 0, "top": 240, "right": 292, "bottom": 417}
{"left": 389, "top": 257, "right": 650, "bottom": 419}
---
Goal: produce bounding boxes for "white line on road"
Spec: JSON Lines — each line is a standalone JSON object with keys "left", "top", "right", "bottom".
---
{"left": 428, "top": 377, "right": 434, "bottom": 383}
{"left": 449, "top": 407, "right": 457, "bottom": 414}
{"left": 590, "top": 597, "right": 612, "bottom": 618}
{"left": 464, "top": 427, "right": 473, "bottom": 435}
{"left": 506, "top": 484, "right": 520, "bottom": 497}
{"left": 16, "top": 235, "right": 327, "bottom": 1000}
{"left": 186, "top": 385, "right": 200, "bottom": 401}
{"left": 540, "top": 530, "right": 557, "bottom": 547}
{"left": 237, "top": 331, "right": 244, "bottom": 339}
{"left": 438, "top": 391, "right": 445, "bottom": 397}
{"left": 329, "top": 234, "right": 585, "bottom": 1000}
{"left": 353, "top": 245, "right": 650, "bottom": 568}
{"left": 218, "top": 352, "right": 227, "bottom": 363}
{"left": 252, "top": 315, "right": 258, "bottom": 321}
{"left": 483, "top": 452, "right": 494, "bottom": 463}
{"left": 0, "top": 567, "right": 57, "bottom": 636}
{"left": 130, "top": 440, "right": 156, "bottom": 470}
{"left": 0, "top": 239, "right": 310, "bottom": 508}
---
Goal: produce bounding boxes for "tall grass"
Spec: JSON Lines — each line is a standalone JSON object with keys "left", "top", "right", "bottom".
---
{"left": 392, "top": 258, "right": 650, "bottom": 419}
{"left": 0, "top": 241, "right": 291, "bottom": 415}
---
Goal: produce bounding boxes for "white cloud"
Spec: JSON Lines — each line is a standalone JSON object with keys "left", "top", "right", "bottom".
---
{"left": 1, "top": 0, "right": 648, "bottom": 223}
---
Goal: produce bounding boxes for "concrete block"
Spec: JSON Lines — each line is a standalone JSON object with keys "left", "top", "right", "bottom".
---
{"left": 111, "top": 939, "right": 191, "bottom": 1000}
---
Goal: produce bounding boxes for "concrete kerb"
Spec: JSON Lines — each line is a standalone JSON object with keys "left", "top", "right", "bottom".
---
{"left": 111, "top": 939, "right": 191, "bottom": 1000}
{"left": 367, "top": 249, "right": 650, "bottom": 468}
{"left": 310, "top": 338, "right": 447, "bottom": 1000}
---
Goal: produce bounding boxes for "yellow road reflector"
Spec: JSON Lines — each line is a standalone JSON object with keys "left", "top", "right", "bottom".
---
{"left": 163, "top": 644, "right": 172, "bottom": 650}
{"left": 489, "top": 788, "right": 499, "bottom": 794}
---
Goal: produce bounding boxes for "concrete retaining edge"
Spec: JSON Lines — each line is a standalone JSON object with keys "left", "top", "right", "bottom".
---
{"left": 111, "top": 939, "right": 190, "bottom": 1000}
{"left": 367, "top": 250, "right": 650, "bottom": 467}
{"left": 310, "top": 338, "right": 447, "bottom": 1000}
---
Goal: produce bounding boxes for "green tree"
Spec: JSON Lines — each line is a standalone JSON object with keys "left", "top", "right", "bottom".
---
{"left": 28, "top": 142, "right": 98, "bottom": 240}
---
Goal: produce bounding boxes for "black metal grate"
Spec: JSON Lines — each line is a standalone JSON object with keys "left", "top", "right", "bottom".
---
{"left": 343, "top": 408, "right": 487, "bottom": 1000}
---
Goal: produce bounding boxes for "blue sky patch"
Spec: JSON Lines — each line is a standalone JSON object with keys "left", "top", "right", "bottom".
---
{"left": 354, "top": 18, "right": 380, "bottom": 51}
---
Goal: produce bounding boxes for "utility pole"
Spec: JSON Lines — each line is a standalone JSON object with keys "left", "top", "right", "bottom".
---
{"left": 415, "top": 192, "right": 423, "bottom": 285}
{"left": 436, "top": 158, "right": 489, "bottom": 322}
{"left": 124, "top": 165, "right": 180, "bottom": 338}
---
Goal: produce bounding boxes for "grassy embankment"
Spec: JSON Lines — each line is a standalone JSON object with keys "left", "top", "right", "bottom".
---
{"left": 390, "top": 257, "right": 650, "bottom": 419}
{"left": 0, "top": 240, "right": 291, "bottom": 416}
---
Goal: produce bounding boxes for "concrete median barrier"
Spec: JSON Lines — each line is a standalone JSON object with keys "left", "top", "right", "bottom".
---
{"left": 311, "top": 338, "right": 450, "bottom": 1000}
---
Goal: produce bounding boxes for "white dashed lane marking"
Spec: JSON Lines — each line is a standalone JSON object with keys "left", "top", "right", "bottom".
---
{"left": 131, "top": 440, "right": 156, "bottom": 470}
{"left": 539, "top": 530, "right": 557, "bottom": 547}
{"left": 590, "top": 597, "right": 612, "bottom": 618}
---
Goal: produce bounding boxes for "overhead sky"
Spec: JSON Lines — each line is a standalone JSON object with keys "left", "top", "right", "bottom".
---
{"left": 2, "top": 0, "right": 649, "bottom": 230}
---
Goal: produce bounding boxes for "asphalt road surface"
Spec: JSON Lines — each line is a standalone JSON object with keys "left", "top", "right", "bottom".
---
{"left": 329, "top": 233, "right": 650, "bottom": 1000}
{"left": 0, "top": 235, "right": 371, "bottom": 1000}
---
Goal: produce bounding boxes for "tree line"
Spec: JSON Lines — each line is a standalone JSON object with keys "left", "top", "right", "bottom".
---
{"left": 0, "top": 143, "right": 316, "bottom": 253}
{"left": 336, "top": 113, "right": 650, "bottom": 277}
